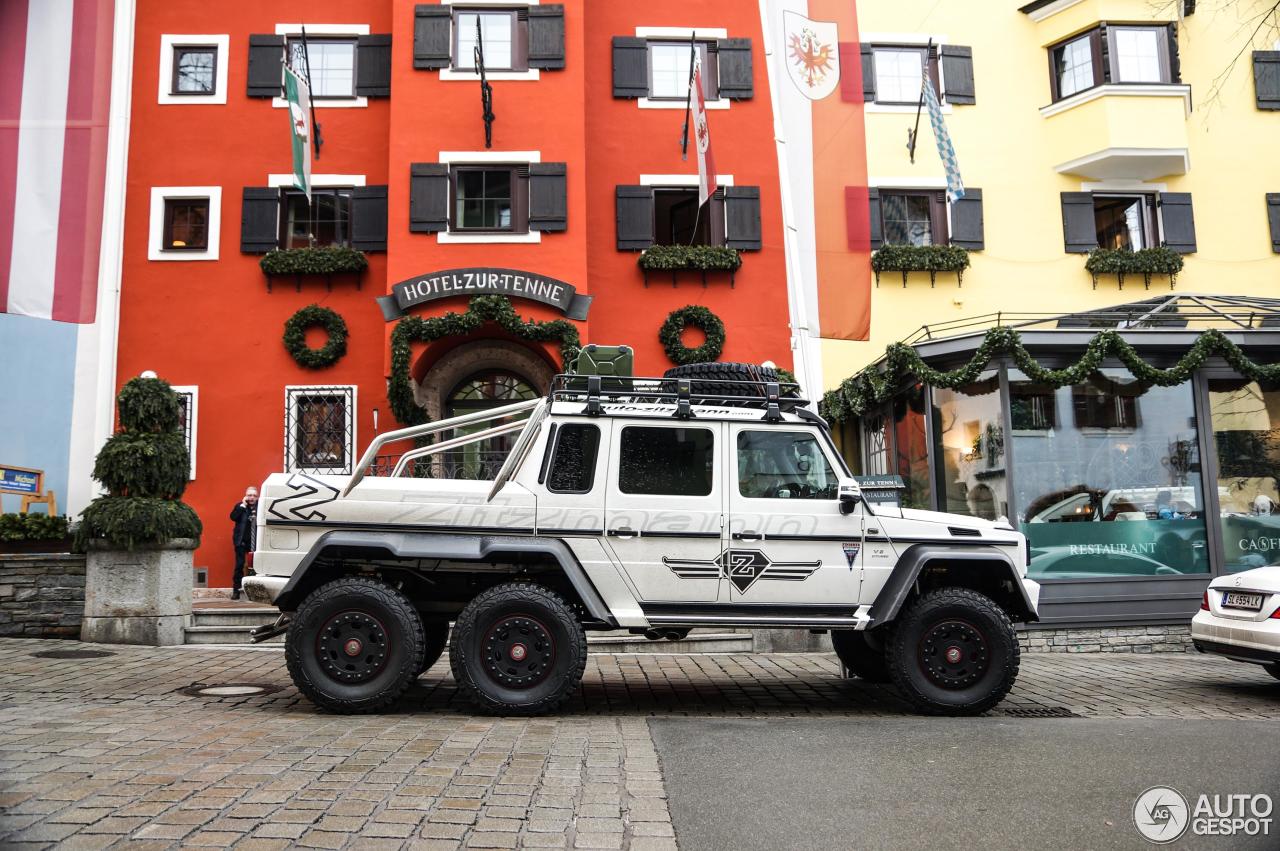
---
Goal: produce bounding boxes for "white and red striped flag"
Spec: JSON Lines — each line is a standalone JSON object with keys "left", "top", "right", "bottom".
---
{"left": 691, "top": 57, "right": 718, "bottom": 207}
{"left": 0, "top": 0, "right": 115, "bottom": 324}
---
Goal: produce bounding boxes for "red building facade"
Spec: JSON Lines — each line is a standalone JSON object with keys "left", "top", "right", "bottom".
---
{"left": 118, "top": 0, "right": 794, "bottom": 586}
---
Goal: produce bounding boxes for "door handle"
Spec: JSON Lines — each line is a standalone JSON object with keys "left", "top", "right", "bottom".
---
{"left": 608, "top": 527, "right": 637, "bottom": 539}
{"left": 733, "top": 531, "right": 763, "bottom": 541}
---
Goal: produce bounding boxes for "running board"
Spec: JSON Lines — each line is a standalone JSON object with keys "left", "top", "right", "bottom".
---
{"left": 643, "top": 605, "right": 871, "bottom": 630}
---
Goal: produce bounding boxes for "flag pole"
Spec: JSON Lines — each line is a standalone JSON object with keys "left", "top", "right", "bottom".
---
{"left": 680, "top": 30, "right": 696, "bottom": 160}
{"left": 299, "top": 26, "right": 323, "bottom": 160}
{"left": 907, "top": 38, "right": 932, "bottom": 164}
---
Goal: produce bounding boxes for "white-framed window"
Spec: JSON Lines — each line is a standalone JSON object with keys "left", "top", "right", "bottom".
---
{"left": 172, "top": 385, "right": 198, "bottom": 480}
{"left": 148, "top": 186, "right": 221, "bottom": 261}
{"left": 638, "top": 173, "right": 736, "bottom": 247}
{"left": 273, "top": 24, "right": 369, "bottom": 109}
{"left": 285, "top": 386, "right": 357, "bottom": 475}
{"left": 158, "top": 34, "right": 229, "bottom": 105}
{"left": 634, "top": 26, "right": 731, "bottom": 110}
{"left": 437, "top": 151, "right": 542, "bottom": 244}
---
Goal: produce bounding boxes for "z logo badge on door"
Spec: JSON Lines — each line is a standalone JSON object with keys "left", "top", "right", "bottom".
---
{"left": 663, "top": 548, "right": 821, "bottom": 593}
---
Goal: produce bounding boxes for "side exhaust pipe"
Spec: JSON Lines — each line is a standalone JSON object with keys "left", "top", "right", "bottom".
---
{"left": 643, "top": 628, "right": 690, "bottom": 642}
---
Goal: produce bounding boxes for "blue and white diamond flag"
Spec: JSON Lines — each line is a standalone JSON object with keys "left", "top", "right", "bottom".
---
{"left": 923, "top": 76, "right": 964, "bottom": 202}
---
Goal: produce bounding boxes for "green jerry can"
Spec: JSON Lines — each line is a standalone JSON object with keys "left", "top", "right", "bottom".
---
{"left": 573, "top": 344, "right": 634, "bottom": 378}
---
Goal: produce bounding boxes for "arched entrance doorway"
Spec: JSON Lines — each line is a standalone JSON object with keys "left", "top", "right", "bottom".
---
{"left": 441, "top": 371, "right": 538, "bottom": 478}
{"left": 414, "top": 340, "right": 556, "bottom": 479}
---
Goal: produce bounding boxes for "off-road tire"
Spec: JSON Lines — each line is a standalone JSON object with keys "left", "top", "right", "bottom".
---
{"left": 831, "top": 629, "right": 891, "bottom": 683}
{"left": 450, "top": 582, "right": 587, "bottom": 716}
{"left": 662, "top": 362, "right": 779, "bottom": 400}
{"left": 416, "top": 620, "right": 450, "bottom": 677}
{"left": 1263, "top": 662, "right": 1280, "bottom": 681}
{"left": 886, "top": 588, "right": 1020, "bottom": 716}
{"left": 285, "top": 576, "right": 424, "bottom": 714}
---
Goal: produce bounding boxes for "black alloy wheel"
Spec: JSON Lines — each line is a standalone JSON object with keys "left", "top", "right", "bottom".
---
{"left": 285, "top": 576, "right": 424, "bottom": 713}
{"left": 886, "top": 587, "right": 1020, "bottom": 716}
{"left": 450, "top": 582, "right": 587, "bottom": 715}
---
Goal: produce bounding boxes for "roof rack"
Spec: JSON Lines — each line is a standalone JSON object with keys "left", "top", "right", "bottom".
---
{"left": 548, "top": 374, "right": 809, "bottom": 422}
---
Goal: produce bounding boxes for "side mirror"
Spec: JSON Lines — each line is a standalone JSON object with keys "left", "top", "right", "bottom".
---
{"left": 838, "top": 481, "right": 862, "bottom": 515}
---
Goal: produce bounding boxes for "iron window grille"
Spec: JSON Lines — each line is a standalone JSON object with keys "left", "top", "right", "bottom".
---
{"left": 285, "top": 386, "right": 357, "bottom": 475}
{"left": 173, "top": 386, "right": 198, "bottom": 480}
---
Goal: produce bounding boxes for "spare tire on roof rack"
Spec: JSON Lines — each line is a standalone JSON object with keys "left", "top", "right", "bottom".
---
{"left": 661, "top": 361, "right": 799, "bottom": 406}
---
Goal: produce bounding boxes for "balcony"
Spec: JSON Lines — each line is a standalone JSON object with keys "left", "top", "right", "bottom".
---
{"left": 1042, "top": 84, "right": 1191, "bottom": 180}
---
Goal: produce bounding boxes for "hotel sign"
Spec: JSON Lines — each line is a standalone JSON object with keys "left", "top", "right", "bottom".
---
{"left": 377, "top": 268, "right": 592, "bottom": 321}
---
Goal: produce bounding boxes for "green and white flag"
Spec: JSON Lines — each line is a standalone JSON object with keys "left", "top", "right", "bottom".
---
{"left": 284, "top": 63, "right": 312, "bottom": 201}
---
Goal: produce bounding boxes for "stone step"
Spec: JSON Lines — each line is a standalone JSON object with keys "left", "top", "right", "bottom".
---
{"left": 190, "top": 607, "right": 280, "bottom": 627}
{"left": 182, "top": 620, "right": 753, "bottom": 653}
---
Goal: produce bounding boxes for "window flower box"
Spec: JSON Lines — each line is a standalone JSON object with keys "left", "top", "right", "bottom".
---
{"left": 871, "top": 244, "right": 970, "bottom": 287}
{"left": 1084, "top": 247, "right": 1183, "bottom": 290}
{"left": 260, "top": 247, "right": 369, "bottom": 293}
{"left": 637, "top": 245, "right": 742, "bottom": 287}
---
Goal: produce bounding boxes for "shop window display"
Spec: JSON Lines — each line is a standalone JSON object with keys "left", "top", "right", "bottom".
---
{"left": 1011, "top": 369, "right": 1209, "bottom": 579}
{"left": 1209, "top": 378, "right": 1280, "bottom": 573}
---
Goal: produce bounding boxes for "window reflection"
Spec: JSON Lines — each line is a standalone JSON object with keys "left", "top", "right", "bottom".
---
{"left": 893, "top": 384, "right": 931, "bottom": 509}
{"left": 932, "top": 373, "right": 1006, "bottom": 521}
{"left": 1209, "top": 378, "right": 1280, "bottom": 573}
{"left": 1012, "top": 369, "right": 1208, "bottom": 579}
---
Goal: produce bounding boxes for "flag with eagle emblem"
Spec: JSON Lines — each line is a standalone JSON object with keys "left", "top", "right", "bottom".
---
{"left": 284, "top": 63, "right": 312, "bottom": 202}
{"left": 691, "top": 56, "right": 718, "bottom": 207}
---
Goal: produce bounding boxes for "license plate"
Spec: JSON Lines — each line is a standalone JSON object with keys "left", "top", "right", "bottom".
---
{"left": 1222, "top": 592, "right": 1264, "bottom": 611}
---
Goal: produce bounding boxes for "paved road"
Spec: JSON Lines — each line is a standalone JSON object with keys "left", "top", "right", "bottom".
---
{"left": 0, "top": 638, "right": 1277, "bottom": 849}
{"left": 651, "top": 717, "right": 1280, "bottom": 851}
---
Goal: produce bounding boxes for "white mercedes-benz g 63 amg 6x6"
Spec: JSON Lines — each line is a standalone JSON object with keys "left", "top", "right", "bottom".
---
{"left": 244, "top": 357, "right": 1039, "bottom": 716}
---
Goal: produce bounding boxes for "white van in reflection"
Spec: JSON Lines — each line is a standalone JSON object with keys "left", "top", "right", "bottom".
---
{"left": 1026, "top": 486, "right": 1203, "bottom": 524}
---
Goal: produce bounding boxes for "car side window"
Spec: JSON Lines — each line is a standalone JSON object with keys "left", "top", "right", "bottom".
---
{"left": 547, "top": 424, "right": 601, "bottom": 494}
{"left": 618, "top": 426, "right": 714, "bottom": 496}
{"left": 737, "top": 430, "right": 837, "bottom": 500}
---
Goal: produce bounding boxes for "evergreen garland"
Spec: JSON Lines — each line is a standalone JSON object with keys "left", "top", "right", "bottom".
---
{"left": 659, "top": 305, "right": 727, "bottom": 365}
{"left": 820, "top": 326, "right": 1280, "bottom": 423}
{"left": 638, "top": 245, "right": 742, "bottom": 271}
{"left": 283, "top": 305, "right": 349, "bottom": 369}
{"left": 388, "top": 295, "right": 581, "bottom": 426}
{"left": 871, "top": 245, "right": 970, "bottom": 287}
{"left": 1084, "top": 247, "right": 1183, "bottom": 289}
{"left": 260, "top": 246, "right": 368, "bottom": 276}
{"left": 78, "top": 377, "right": 202, "bottom": 549}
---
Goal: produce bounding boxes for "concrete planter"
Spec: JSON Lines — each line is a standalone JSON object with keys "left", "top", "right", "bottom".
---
{"left": 81, "top": 538, "right": 196, "bottom": 646}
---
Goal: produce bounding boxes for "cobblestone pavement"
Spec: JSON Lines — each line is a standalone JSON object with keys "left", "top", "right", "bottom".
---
{"left": 0, "top": 638, "right": 1277, "bottom": 850}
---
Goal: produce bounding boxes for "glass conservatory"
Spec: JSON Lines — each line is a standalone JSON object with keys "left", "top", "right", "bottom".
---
{"left": 828, "top": 295, "right": 1280, "bottom": 627}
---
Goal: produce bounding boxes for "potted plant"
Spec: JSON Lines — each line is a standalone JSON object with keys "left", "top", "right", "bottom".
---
{"left": 78, "top": 377, "right": 202, "bottom": 646}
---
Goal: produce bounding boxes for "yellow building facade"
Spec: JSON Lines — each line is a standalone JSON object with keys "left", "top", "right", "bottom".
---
{"left": 822, "top": 0, "right": 1280, "bottom": 387}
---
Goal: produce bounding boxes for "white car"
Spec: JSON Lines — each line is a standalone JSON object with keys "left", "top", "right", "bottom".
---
{"left": 1191, "top": 565, "right": 1280, "bottom": 680}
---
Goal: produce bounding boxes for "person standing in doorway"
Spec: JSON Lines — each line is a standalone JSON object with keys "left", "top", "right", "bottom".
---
{"left": 229, "top": 487, "right": 258, "bottom": 600}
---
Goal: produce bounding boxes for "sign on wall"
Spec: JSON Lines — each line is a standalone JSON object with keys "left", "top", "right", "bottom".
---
{"left": 853, "top": 475, "right": 905, "bottom": 506}
{"left": 0, "top": 465, "right": 42, "bottom": 496}
{"left": 377, "top": 267, "right": 592, "bottom": 322}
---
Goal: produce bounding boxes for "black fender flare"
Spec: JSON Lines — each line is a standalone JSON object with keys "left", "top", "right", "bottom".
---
{"left": 867, "top": 544, "right": 1039, "bottom": 627}
{"left": 272, "top": 530, "right": 615, "bottom": 623}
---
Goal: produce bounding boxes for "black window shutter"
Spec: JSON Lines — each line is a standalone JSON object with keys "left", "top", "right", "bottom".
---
{"left": 1166, "top": 24, "right": 1181, "bottom": 83}
{"left": 409, "top": 163, "right": 450, "bottom": 233}
{"left": 717, "top": 38, "right": 753, "bottom": 99}
{"left": 414, "top": 4, "right": 452, "bottom": 70}
{"left": 529, "top": 163, "right": 567, "bottom": 231}
{"left": 949, "top": 188, "right": 984, "bottom": 249}
{"left": 860, "top": 44, "right": 876, "bottom": 102}
{"left": 1268, "top": 193, "right": 1280, "bottom": 253}
{"left": 355, "top": 35, "right": 392, "bottom": 97}
{"left": 613, "top": 37, "right": 649, "bottom": 98}
{"left": 241, "top": 187, "right": 279, "bottom": 252}
{"left": 247, "top": 35, "right": 284, "bottom": 97}
{"left": 867, "top": 188, "right": 883, "bottom": 249}
{"left": 1159, "top": 192, "right": 1196, "bottom": 253}
{"left": 528, "top": 5, "right": 565, "bottom": 70}
{"left": 616, "top": 185, "right": 654, "bottom": 249}
{"left": 1061, "top": 192, "right": 1097, "bottom": 253}
{"left": 1254, "top": 51, "right": 1280, "bottom": 110}
{"left": 350, "top": 185, "right": 388, "bottom": 251}
{"left": 940, "top": 45, "right": 975, "bottom": 105}
{"left": 724, "top": 186, "right": 762, "bottom": 250}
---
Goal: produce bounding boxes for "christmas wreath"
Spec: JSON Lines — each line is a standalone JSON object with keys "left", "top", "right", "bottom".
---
{"left": 659, "top": 305, "right": 726, "bottom": 365}
{"left": 283, "top": 305, "right": 348, "bottom": 369}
